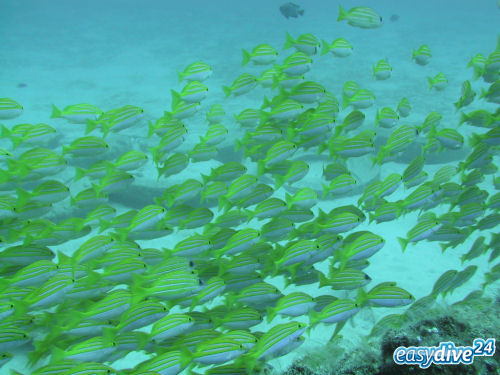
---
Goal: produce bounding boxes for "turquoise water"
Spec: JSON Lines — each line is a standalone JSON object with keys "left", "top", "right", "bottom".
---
{"left": 1, "top": 0, "right": 499, "bottom": 374}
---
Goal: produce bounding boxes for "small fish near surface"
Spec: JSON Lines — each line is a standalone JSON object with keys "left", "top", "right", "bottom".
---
{"left": 280, "top": 2, "right": 304, "bottom": 19}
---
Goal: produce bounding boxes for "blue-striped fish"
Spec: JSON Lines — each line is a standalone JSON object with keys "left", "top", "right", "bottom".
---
{"left": 337, "top": 5, "right": 382, "bottom": 28}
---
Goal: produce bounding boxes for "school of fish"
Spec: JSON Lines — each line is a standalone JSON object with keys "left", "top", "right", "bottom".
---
{"left": 1, "top": 4, "right": 500, "bottom": 375}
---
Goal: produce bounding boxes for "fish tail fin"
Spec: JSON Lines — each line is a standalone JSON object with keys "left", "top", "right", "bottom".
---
{"left": 241, "top": 49, "right": 251, "bottom": 66}
{"left": 284, "top": 32, "right": 294, "bottom": 50}
{"left": 472, "top": 66, "right": 484, "bottom": 80}
{"left": 397, "top": 237, "right": 408, "bottom": 253}
{"left": 337, "top": 4, "right": 347, "bottom": 21}
{"left": 322, "top": 183, "right": 330, "bottom": 199}
{"left": 49, "top": 346, "right": 65, "bottom": 365}
{"left": 101, "top": 122, "right": 112, "bottom": 138}
{"left": 375, "top": 148, "right": 386, "bottom": 165}
{"left": 10, "top": 135, "right": 23, "bottom": 149}
{"left": 244, "top": 208, "right": 254, "bottom": 222}
{"left": 218, "top": 196, "right": 230, "bottom": 212}
{"left": 317, "top": 141, "right": 328, "bottom": 156}
{"left": 61, "top": 145, "right": 70, "bottom": 156}
{"left": 16, "top": 188, "right": 31, "bottom": 209}
{"left": 285, "top": 193, "right": 294, "bottom": 209}
{"left": 261, "top": 95, "right": 273, "bottom": 109}
{"left": 74, "top": 166, "right": 88, "bottom": 182}
{"left": 458, "top": 112, "right": 467, "bottom": 126}
{"left": 333, "top": 123, "right": 345, "bottom": 137}
{"left": 440, "top": 242, "right": 450, "bottom": 253}
{"left": 321, "top": 39, "right": 331, "bottom": 56}
{"left": 271, "top": 72, "right": 283, "bottom": 89}
{"left": 234, "top": 138, "right": 245, "bottom": 152}
{"left": 257, "top": 160, "right": 266, "bottom": 176}
{"left": 356, "top": 287, "right": 369, "bottom": 306}
{"left": 375, "top": 109, "right": 382, "bottom": 126}
{"left": 50, "top": 104, "right": 61, "bottom": 119}
{"left": 468, "top": 133, "right": 482, "bottom": 148}
{"left": 275, "top": 175, "right": 286, "bottom": 190}
{"left": 342, "top": 92, "right": 351, "bottom": 109}
{"left": 149, "top": 146, "right": 161, "bottom": 166}
{"left": 368, "top": 212, "right": 375, "bottom": 224}
{"left": 85, "top": 118, "right": 99, "bottom": 135}
{"left": 0, "top": 124, "right": 11, "bottom": 139}
{"left": 330, "top": 321, "right": 347, "bottom": 341}
{"left": 285, "top": 126, "right": 296, "bottom": 141}
{"left": 427, "top": 76, "right": 434, "bottom": 90}
{"left": 200, "top": 173, "right": 211, "bottom": 185}
{"left": 307, "top": 308, "right": 320, "bottom": 327}
{"left": 427, "top": 124, "right": 438, "bottom": 139}
{"left": 317, "top": 269, "right": 330, "bottom": 288}
{"left": 457, "top": 161, "right": 465, "bottom": 173}
{"left": 147, "top": 120, "right": 156, "bottom": 138}
{"left": 266, "top": 306, "right": 276, "bottom": 323}
{"left": 171, "top": 89, "right": 181, "bottom": 108}
{"left": 222, "top": 86, "right": 232, "bottom": 98}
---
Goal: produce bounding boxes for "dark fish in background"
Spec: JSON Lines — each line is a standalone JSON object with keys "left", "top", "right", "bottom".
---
{"left": 280, "top": 2, "right": 304, "bottom": 19}
{"left": 390, "top": 14, "right": 400, "bottom": 22}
